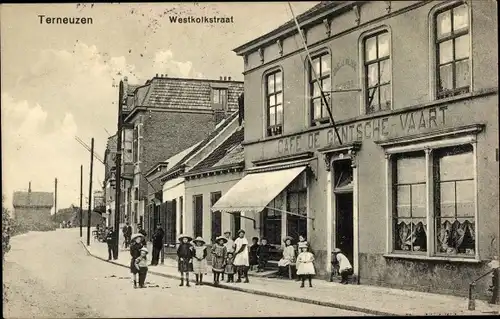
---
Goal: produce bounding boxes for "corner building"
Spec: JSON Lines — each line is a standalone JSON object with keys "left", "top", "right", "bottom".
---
{"left": 229, "top": 1, "right": 498, "bottom": 299}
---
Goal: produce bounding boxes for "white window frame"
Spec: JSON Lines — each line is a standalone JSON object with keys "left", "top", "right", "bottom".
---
{"left": 262, "top": 66, "right": 284, "bottom": 138}
{"left": 383, "top": 130, "right": 480, "bottom": 262}
{"left": 428, "top": 0, "right": 473, "bottom": 101}
{"left": 359, "top": 26, "right": 393, "bottom": 115}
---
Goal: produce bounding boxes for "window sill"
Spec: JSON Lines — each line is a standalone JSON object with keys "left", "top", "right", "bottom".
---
{"left": 383, "top": 253, "right": 482, "bottom": 263}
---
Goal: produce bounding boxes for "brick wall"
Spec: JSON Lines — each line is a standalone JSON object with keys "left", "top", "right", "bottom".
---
{"left": 139, "top": 110, "right": 216, "bottom": 198}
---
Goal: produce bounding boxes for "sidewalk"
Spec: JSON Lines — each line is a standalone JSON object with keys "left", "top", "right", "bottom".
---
{"left": 81, "top": 239, "right": 499, "bottom": 316}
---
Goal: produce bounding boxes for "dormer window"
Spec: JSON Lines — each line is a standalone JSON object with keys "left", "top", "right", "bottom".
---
{"left": 213, "top": 88, "right": 228, "bottom": 110}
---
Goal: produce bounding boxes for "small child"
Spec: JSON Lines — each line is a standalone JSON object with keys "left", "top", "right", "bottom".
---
{"left": 257, "top": 237, "right": 271, "bottom": 272}
{"left": 211, "top": 236, "right": 228, "bottom": 285}
{"left": 249, "top": 237, "right": 259, "bottom": 271}
{"left": 224, "top": 252, "right": 235, "bottom": 283}
{"left": 192, "top": 236, "right": 208, "bottom": 286}
{"left": 177, "top": 234, "right": 194, "bottom": 287}
{"left": 296, "top": 241, "right": 315, "bottom": 288}
{"left": 134, "top": 247, "right": 149, "bottom": 288}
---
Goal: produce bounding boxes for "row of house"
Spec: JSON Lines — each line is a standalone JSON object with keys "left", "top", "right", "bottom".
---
{"left": 102, "top": 0, "right": 499, "bottom": 301}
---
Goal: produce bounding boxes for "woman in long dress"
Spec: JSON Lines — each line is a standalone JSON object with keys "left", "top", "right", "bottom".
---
{"left": 211, "top": 236, "right": 227, "bottom": 285}
{"left": 233, "top": 229, "right": 250, "bottom": 283}
{"left": 278, "top": 236, "right": 296, "bottom": 278}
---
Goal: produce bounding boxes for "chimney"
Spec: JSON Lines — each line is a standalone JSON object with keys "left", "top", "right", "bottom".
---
{"left": 224, "top": 76, "right": 227, "bottom": 81}
{"left": 156, "top": 73, "right": 159, "bottom": 77}
{"left": 122, "top": 76, "right": 129, "bottom": 97}
{"left": 228, "top": 76, "right": 232, "bottom": 81}
{"left": 220, "top": 76, "right": 223, "bottom": 80}
{"left": 28, "top": 181, "right": 31, "bottom": 193}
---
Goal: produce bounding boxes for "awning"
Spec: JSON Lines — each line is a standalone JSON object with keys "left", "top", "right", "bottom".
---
{"left": 211, "top": 166, "right": 307, "bottom": 214}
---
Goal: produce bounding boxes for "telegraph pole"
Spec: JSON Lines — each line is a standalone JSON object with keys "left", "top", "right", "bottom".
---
{"left": 54, "top": 178, "right": 58, "bottom": 219}
{"left": 79, "top": 165, "right": 83, "bottom": 237}
{"left": 87, "top": 138, "right": 94, "bottom": 246}
{"left": 114, "top": 80, "right": 124, "bottom": 257}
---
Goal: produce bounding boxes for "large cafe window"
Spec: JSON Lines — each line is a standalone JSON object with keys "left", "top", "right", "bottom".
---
{"left": 286, "top": 176, "right": 307, "bottom": 240}
{"left": 390, "top": 144, "right": 476, "bottom": 257}
{"left": 310, "top": 53, "right": 331, "bottom": 125}
{"left": 262, "top": 196, "right": 283, "bottom": 245}
{"left": 266, "top": 70, "right": 283, "bottom": 137}
{"left": 435, "top": 3, "right": 470, "bottom": 99}
{"left": 364, "top": 31, "right": 391, "bottom": 114}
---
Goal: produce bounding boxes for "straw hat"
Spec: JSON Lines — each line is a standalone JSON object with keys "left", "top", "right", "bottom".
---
{"left": 216, "top": 236, "right": 228, "bottom": 244}
{"left": 193, "top": 236, "right": 206, "bottom": 245}
{"left": 237, "top": 229, "right": 245, "bottom": 235}
{"left": 283, "top": 235, "right": 293, "bottom": 243}
{"left": 178, "top": 234, "right": 193, "bottom": 242}
{"left": 131, "top": 233, "right": 145, "bottom": 241}
{"left": 140, "top": 247, "right": 148, "bottom": 254}
{"left": 223, "top": 230, "right": 231, "bottom": 235}
{"left": 333, "top": 248, "right": 342, "bottom": 254}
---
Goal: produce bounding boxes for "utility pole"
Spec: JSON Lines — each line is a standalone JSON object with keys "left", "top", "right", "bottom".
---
{"left": 114, "top": 79, "right": 124, "bottom": 257}
{"left": 54, "top": 178, "right": 58, "bottom": 219}
{"left": 87, "top": 138, "right": 94, "bottom": 246}
{"left": 79, "top": 165, "right": 83, "bottom": 237}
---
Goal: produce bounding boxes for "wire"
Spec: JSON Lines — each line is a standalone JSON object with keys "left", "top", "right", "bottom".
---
{"left": 287, "top": 2, "right": 343, "bottom": 145}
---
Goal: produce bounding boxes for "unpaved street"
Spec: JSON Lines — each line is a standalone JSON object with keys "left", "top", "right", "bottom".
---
{"left": 3, "top": 229, "right": 368, "bottom": 318}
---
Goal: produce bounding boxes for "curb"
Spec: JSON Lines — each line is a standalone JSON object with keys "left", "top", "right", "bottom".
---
{"left": 79, "top": 241, "right": 394, "bottom": 316}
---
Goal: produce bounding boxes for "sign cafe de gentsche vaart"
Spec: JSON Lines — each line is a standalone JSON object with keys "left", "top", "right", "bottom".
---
{"left": 277, "top": 105, "right": 448, "bottom": 155}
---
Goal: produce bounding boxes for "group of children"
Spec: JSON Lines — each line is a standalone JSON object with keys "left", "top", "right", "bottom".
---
{"left": 128, "top": 230, "right": 353, "bottom": 289}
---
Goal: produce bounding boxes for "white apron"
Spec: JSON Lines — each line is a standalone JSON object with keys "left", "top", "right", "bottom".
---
{"left": 233, "top": 237, "right": 249, "bottom": 266}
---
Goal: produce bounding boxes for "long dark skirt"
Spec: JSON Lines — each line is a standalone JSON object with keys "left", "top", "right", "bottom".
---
{"left": 178, "top": 259, "right": 193, "bottom": 273}
{"left": 130, "top": 258, "right": 139, "bottom": 274}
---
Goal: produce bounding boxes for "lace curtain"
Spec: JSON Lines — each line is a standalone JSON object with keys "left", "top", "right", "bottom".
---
{"left": 395, "top": 220, "right": 427, "bottom": 252}
{"left": 436, "top": 219, "right": 475, "bottom": 255}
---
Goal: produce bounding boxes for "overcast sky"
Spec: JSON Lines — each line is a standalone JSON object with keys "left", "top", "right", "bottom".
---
{"left": 1, "top": 2, "right": 318, "bottom": 212}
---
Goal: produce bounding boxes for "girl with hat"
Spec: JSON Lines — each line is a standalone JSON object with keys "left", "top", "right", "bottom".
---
{"left": 277, "top": 236, "right": 296, "bottom": 278}
{"left": 233, "top": 229, "right": 250, "bottom": 283}
{"left": 129, "top": 233, "right": 145, "bottom": 288}
{"left": 211, "top": 236, "right": 228, "bottom": 285}
{"left": 177, "top": 234, "right": 194, "bottom": 287}
{"left": 332, "top": 248, "right": 353, "bottom": 284}
{"left": 134, "top": 247, "right": 149, "bottom": 288}
{"left": 296, "top": 241, "right": 315, "bottom": 288}
{"left": 192, "top": 236, "right": 208, "bottom": 285}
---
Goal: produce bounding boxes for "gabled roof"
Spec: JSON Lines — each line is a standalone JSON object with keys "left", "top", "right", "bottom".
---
{"left": 189, "top": 127, "right": 244, "bottom": 173}
{"left": 146, "top": 141, "right": 202, "bottom": 177}
{"left": 159, "top": 111, "right": 240, "bottom": 181}
{"left": 129, "top": 76, "right": 244, "bottom": 111}
{"left": 13, "top": 191, "right": 53, "bottom": 208}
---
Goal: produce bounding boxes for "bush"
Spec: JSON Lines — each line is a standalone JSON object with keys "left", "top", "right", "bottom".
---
{"left": 2, "top": 204, "right": 13, "bottom": 263}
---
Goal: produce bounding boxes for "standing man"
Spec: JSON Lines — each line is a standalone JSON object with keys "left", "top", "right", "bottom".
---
{"left": 233, "top": 229, "right": 250, "bottom": 283}
{"left": 151, "top": 224, "right": 165, "bottom": 266}
{"left": 138, "top": 224, "right": 147, "bottom": 246}
{"left": 106, "top": 227, "right": 118, "bottom": 260}
{"left": 123, "top": 222, "right": 132, "bottom": 249}
{"left": 222, "top": 230, "right": 235, "bottom": 281}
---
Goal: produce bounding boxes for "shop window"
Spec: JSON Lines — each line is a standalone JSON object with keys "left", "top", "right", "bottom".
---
{"left": 266, "top": 70, "right": 283, "bottom": 136}
{"left": 309, "top": 52, "right": 331, "bottom": 125}
{"left": 434, "top": 145, "right": 475, "bottom": 256}
{"left": 392, "top": 152, "right": 428, "bottom": 253}
{"left": 364, "top": 31, "right": 391, "bottom": 114}
{"left": 211, "top": 192, "right": 222, "bottom": 243}
{"left": 435, "top": 3, "right": 470, "bottom": 99}
{"left": 389, "top": 143, "right": 476, "bottom": 258}
{"left": 262, "top": 196, "right": 283, "bottom": 245}
{"left": 193, "top": 195, "right": 203, "bottom": 237}
{"left": 286, "top": 190, "right": 307, "bottom": 240}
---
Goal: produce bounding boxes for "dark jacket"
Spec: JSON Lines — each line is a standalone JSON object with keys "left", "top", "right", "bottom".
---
{"left": 106, "top": 230, "right": 117, "bottom": 245}
{"left": 138, "top": 229, "right": 147, "bottom": 244}
{"left": 130, "top": 242, "right": 143, "bottom": 259}
{"left": 152, "top": 228, "right": 165, "bottom": 248}
{"left": 257, "top": 244, "right": 272, "bottom": 259}
{"left": 177, "top": 242, "right": 193, "bottom": 259}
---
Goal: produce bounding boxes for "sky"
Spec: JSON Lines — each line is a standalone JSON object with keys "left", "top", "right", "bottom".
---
{"left": 1, "top": 2, "right": 318, "bottom": 212}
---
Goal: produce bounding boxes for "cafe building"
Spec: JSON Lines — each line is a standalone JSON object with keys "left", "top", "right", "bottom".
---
{"left": 214, "top": 1, "right": 499, "bottom": 299}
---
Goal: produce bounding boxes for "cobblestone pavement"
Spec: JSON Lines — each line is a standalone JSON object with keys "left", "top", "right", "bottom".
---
{"left": 3, "top": 229, "right": 369, "bottom": 318}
